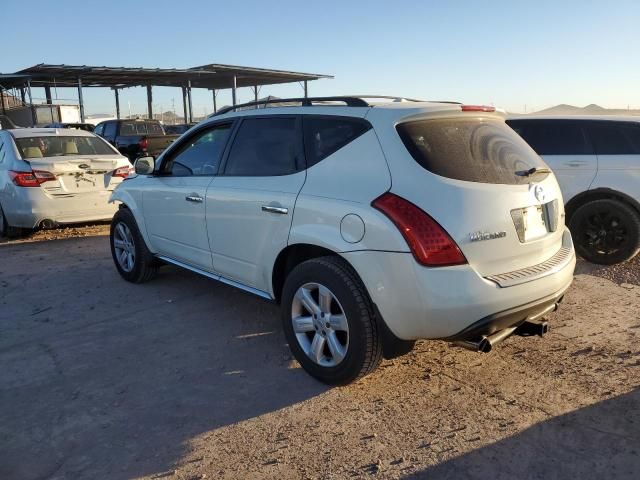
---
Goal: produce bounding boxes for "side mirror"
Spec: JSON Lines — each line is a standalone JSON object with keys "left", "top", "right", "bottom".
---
{"left": 134, "top": 156, "right": 155, "bottom": 175}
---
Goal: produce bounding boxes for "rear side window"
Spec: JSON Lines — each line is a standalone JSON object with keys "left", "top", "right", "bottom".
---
{"left": 397, "top": 118, "right": 547, "bottom": 185}
{"left": 303, "top": 116, "right": 371, "bottom": 167}
{"left": 507, "top": 120, "right": 592, "bottom": 155}
{"left": 224, "top": 117, "right": 301, "bottom": 176}
{"left": 586, "top": 123, "right": 640, "bottom": 155}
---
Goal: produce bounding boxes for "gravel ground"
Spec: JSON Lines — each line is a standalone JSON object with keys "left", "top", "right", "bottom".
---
{"left": 0, "top": 228, "right": 639, "bottom": 479}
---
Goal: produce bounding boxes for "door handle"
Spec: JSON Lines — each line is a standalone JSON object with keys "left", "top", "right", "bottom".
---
{"left": 261, "top": 205, "right": 288, "bottom": 215}
{"left": 185, "top": 195, "right": 203, "bottom": 203}
{"left": 565, "top": 161, "right": 587, "bottom": 167}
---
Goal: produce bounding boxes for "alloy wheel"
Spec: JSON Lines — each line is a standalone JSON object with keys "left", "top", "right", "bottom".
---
{"left": 581, "top": 210, "right": 628, "bottom": 256}
{"left": 291, "top": 282, "right": 349, "bottom": 367}
{"left": 113, "top": 222, "right": 136, "bottom": 272}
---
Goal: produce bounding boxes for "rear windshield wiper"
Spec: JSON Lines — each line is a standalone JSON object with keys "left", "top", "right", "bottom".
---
{"left": 516, "top": 167, "right": 551, "bottom": 177}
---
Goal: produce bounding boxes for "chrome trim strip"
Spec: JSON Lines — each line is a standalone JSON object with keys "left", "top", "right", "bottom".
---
{"left": 156, "top": 255, "right": 273, "bottom": 300}
{"left": 485, "top": 231, "right": 575, "bottom": 288}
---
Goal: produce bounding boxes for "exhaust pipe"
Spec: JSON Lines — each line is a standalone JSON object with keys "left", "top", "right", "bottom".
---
{"left": 453, "top": 326, "right": 518, "bottom": 353}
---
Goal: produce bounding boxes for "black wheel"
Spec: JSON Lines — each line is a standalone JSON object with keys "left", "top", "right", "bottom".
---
{"left": 281, "top": 256, "right": 383, "bottom": 385}
{"left": 0, "top": 203, "right": 24, "bottom": 239}
{"left": 110, "top": 208, "right": 158, "bottom": 283}
{"left": 569, "top": 199, "right": 640, "bottom": 265}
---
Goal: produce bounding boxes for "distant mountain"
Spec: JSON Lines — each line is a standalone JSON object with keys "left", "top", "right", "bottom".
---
{"left": 532, "top": 104, "right": 640, "bottom": 116}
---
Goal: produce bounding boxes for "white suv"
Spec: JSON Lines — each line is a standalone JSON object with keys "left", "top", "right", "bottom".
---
{"left": 109, "top": 97, "right": 575, "bottom": 384}
{"left": 507, "top": 116, "right": 640, "bottom": 264}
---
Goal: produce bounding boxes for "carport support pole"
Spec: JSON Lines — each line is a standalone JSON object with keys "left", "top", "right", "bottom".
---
{"left": 114, "top": 88, "right": 121, "bottom": 119}
{"left": 147, "top": 85, "right": 153, "bottom": 120}
{"left": 212, "top": 89, "right": 217, "bottom": 113}
{"left": 44, "top": 86, "right": 52, "bottom": 105}
{"left": 304, "top": 80, "right": 308, "bottom": 98}
{"left": 187, "top": 80, "right": 193, "bottom": 123}
{"left": 231, "top": 75, "right": 237, "bottom": 106}
{"left": 20, "top": 88, "right": 26, "bottom": 104}
{"left": 1, "top": 89, "right": 6, "bottom": 115}
{"left": 77, "top": 77, "right": 85, "bottom": 123}
{"left": 181, "top": 87, "right": 188, "bottom": 123}
{"left": 253, "top": 85, "right": 258, "bottom": 108}
{"left": 26, "top": 80, "right": 36, "bottom": 127}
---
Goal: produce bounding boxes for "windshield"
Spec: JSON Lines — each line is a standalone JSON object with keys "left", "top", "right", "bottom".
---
{"left": 15, "top": 136, "right": 116, "bottom": 159}
{"left": 397, "top": 117, "right": 549, "bottom": 185}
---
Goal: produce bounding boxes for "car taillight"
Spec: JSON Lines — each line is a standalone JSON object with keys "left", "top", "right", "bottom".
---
{"left": 139, "top": 137, "right": 149, "bottom": 150}
{"left": 372, "top": 192, "right": 467, "bottom": 267}
{"left": 9, "top": 170, "right": 56, "bottom": 187}
{"left": 461, "top": 105, "right": 496, "bottom": 112}
{"left": 112, "top": 166, "right": 133, "bottom": 178}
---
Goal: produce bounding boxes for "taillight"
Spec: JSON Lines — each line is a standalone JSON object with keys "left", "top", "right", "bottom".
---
{"left": 112, "top": 166, "right": 133, "bottom": 178}
{"left": 461, "top": 105, "right": 495, "bottom": 112}
{"left": 372, "top": 193, "right": 467, "bottom": 267}
{"left": 139, "top": 137, "right": 149, "bottom": 150}
{"left": 9, "top": 170, "right": 56, "bottom": 187}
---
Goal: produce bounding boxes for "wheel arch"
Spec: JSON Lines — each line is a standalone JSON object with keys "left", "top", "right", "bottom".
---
{"left": 565, "top": 188, "right": 640, "bottom": 222}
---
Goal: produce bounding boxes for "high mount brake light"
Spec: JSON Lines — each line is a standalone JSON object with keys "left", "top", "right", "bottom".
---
{"left": 372, "top": 193, "right": 467, "bottom": 267}
{"left": 9, "top": 170, "right": 56, "bottom": 187}
{"left": 461, "top": 105, "right": 496, "bottom": 112}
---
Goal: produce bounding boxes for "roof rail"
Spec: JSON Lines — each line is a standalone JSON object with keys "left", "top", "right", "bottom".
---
{"left": 213, "top": 96, "right": 369, "bottom": 116}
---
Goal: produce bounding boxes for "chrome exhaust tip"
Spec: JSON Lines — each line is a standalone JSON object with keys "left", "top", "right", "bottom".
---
{"left": 453, "top": 326, "right": 518, "bottom": 353}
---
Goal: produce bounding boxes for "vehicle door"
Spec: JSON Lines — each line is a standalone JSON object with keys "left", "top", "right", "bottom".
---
{"left": 206, "top": 115, "right": 306, "bottom": 292}
{"left": 509, "top": 119, "right": 596, "bottom": 203}
{"left": 143, "top": 122, "right": 234, "bottom": 271}
{"left": 585, "top": 121, "right": 640, "bottom": 196}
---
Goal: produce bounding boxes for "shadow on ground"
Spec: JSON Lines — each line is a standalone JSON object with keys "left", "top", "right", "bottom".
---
{"left": 0, "top": 237, "right": 327, "bottom": 479}
{"left": 405, "top": 388, "right": 640, "bottom": 479}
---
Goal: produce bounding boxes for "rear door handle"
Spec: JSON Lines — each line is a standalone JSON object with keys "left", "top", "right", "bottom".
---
{"left": 261, "top": 205, "right": 288, "bottom": 215}
{"left": 185, "top": 195, "right": 203, "bottom": 203}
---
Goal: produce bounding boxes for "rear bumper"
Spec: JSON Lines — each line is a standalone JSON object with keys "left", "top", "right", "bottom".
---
{"left": 5, "top": 187, "right": 118, "bottom": 228}
{"left": 341, "top": 227, "right": 576, "bottom": 340}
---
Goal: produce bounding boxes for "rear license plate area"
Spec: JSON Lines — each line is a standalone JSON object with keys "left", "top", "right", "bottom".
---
{"left": 511, "top": 202, "right": 554, "bottom": 242}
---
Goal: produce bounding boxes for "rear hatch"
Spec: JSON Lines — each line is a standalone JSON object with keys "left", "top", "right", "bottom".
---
{"left": 28, "top": 156, "right": 126, "bottom": 194}
{"left": 392, "top": 112, "right": 565, "bottom": 277}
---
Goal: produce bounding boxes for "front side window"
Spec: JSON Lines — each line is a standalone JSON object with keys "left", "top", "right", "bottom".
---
{"left": 508, "top": 120, "right": 592, "bottom": 155}
{"left": 398, "top": 117, "right": 548, "bottom": 185}
{"left": 303, "top": 116, "right": 371, "bottom": 167}
{"left": 94, "top": 123, "right": 105, "bottom": 136}
{"left": 586, "top": 122, "right": 640, "bottom": 155}
{"left": 103, "top": 122, "right": 117, "bottom": 139}
{"left": 224, "top": 117, "right": 300, "bottom": 176}
{"left": 162, "top": 124, "right": 232, "bottom": 176}
{"left": 15, "top": 135, "right": 116, "bottom": 158}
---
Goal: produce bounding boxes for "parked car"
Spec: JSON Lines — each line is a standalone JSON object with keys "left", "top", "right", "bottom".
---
{"left": 0, "top": 128, "right": 132, "bottom": 237}
{"left": 109, "top": 97, "right": 575, "bottom": 385}
{"left": 44, "top": 122, "right": 95, "bottom": 132}
{"left": 507, "top": 116, "right": 640, "bottom": 264}
{"left": 164, "top": 123, "right": 197, "bottom": 135}
{"left": 94, "top": 119, "right": 179, "bottom": 163}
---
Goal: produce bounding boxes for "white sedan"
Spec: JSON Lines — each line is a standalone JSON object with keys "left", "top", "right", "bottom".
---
{"left": 0, "top": 128, "right": 132, "bottom": 237}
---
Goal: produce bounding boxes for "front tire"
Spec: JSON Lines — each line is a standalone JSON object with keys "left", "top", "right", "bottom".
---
{"left": 569, "top": 199, "right": 640, "bottom": 265}
{"left": 110, "top": 208, "right": 158, "bottom": 283}
{"left": 281, "top": 256, "right": 383, "bottom": 385}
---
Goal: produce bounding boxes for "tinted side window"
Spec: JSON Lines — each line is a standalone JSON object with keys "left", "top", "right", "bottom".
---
{"left": 103, "top": 122, "right": 117, "bottom": 139}
{"left": 508, "top": 121, "right": 591, "bottom": 155}
{"left": 163, "top": 124, "right": 232, "bottom": 176}
{"left": 224, "top": 117, "right": 300, "bottom": 176}
{"left": 587, "top": 123, "right": 640, "bottom": 155}
{"left": 94, "top": 123, "right": 104, "bottom": 136}
{"left": 303, "top": 116, "right": 371, "bottom": 167}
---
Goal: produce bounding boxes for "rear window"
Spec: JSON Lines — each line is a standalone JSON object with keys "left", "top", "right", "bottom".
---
{"left": 586, "top": 122, "right": 640, "bottom": 155}
{"left": 120, "top": 122, "right": 164, "bottom": 135}
{"left": 15, "top": 136, "right": 116, "bottom": 158}
{"left": 507, "top": 120, "right": 592, "bottom": 155}
{"left": 397, "top": 117, "right": 547, "bottom": 185}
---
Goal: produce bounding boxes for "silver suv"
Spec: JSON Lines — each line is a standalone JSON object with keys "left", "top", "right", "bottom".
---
{"left": 109, "top": 97, "right": 575, "bottom": 384}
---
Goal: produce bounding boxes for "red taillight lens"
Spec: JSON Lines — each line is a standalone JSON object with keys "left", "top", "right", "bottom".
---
{"left": 139, "top": 137, "right": 149, "bottom": 150}
{"left": 461, "top": 105, "right": 495, "bottom": 112}
{"left": 372, "top": 193, "right": 467, "bottom": 267}
{"left": 112, "top": 166, "right": 133, "bottom": 178}
{"left": 9, "top": 170, "right": 56, "bottom": 187}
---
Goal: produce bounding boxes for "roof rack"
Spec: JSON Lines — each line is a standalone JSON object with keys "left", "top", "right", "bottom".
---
{"left": 213, "top": 96, "right": 369, "bottom": 116}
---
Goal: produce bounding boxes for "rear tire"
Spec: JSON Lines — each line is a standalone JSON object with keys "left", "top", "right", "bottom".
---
{"left": 110, "top": 208, "right": 158, "bottom": 283}
{"left": 0, "top": 204, "right": 24, "bottom": 239}
{"left": 569, "top": 199, "right": 640, "bottom": 265}
{"left": 281, "top": 256, "right": 383, "bottom": 385}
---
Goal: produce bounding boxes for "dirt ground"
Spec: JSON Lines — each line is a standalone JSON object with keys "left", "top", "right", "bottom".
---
{"left": 1, "top": 228, "right": 639, "bottom": 480}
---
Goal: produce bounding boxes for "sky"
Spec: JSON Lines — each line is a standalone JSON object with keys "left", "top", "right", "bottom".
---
{"left": 2, "top": 0, "right": 640, "bottom": 116}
